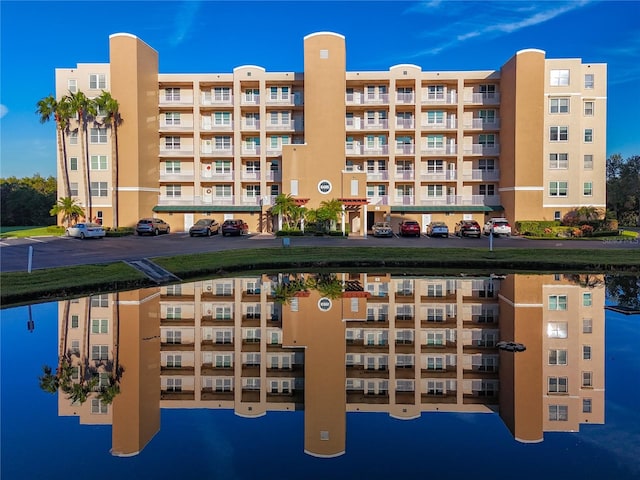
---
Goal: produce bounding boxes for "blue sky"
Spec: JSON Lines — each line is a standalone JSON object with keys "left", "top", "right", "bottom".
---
{"left": 1, "top": 0, "right": 638, "bottom": 178}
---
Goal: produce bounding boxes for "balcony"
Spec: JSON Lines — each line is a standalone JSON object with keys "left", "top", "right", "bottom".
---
{"left": 464, "top": 144, "right": 500, "bottom": 156}
{"left": 463, "top": 118, "right": 501, "bottom": 130}
{"left": 417, "top": 195, "right": 501, "bottom": 207}
{"left": 200, "top": 170, "right": 234, "bottom": 181}
{"left": 396, "top": 119, "right": 415, "bottom": 129}
{"left": 421, "top": 119, "right": 457, "bottom": 130}
{"left": 159, "top": 172, "right": 194, "bottom": 182}
{"left": 461, "top": 169, "right": 500, "bottom": 181}
{"left": 420, "top": 144, "right": 457, "bottom": 155}
{"left": 241, "top": 146, "right": 261, "bottom": 156}
{"left": 395, "top": 169, "right": 415, "bottom": 181}
{"left": 160, "top": 120, "right": 194, "bottom": 132}
{"left": 367, "top": 171, "right": 389, "bottom": 181}
{"left": 201, "top": 94, "right": 233, "bottom": 106}
{"left": 420, "top": 170, "right": 457, "bottom": 181}
{"left": 396, "top": 92, "right": 415, "bottom": 104}
{"left": 394, "top": 195, "right": 415, "bottom": 206}
{"left": 464, "top": 92, "right": 501, "bottom": 105}
{"left": 265, "top": 93, "right": 303, "bottom": 106}
{"left": 201, "top": 121, "right": 234, "bottom": 132}
{"left": 395, "top": 144, "right": 415, "bottom": 155}
{"left": 159, "top": 147, "right": 194, "bottom": 157}
{"left": 159, "top": 93, "right": 194, "bottom": 106}
{"left": 201, "top": 147, "right": 234, "bottom": 157}
{"left": 241, "top": 121, "right": 260, "bottom": 131}
{"left": 241, "top": 95, "right": 260, "bottom": 106}
{"left": 265, "top": 171, "right": 282, "bottom": 182}
{"left": 421, "top": 92, "right": 457, "bottom": 105}
{"left": 367, "top": 195, "right": 389, "bottom": 206}
{"left": 240, "top": 196, "right": 262, "bottom": 206}
{"left": 266, "top": 121, "right": 295, "bottom": 131}
{"left": 345, "top": 143, "right": 390, "bottom": 156}
{"left": 241, "top": 170, "right": 261, "bottom": 180}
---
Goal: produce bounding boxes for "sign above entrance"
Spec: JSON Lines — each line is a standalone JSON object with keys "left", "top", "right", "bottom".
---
{"left": 318, "top": 297, "right": 332, "bottom": 311}
{"left": 318, "top": 180, "right": 332, "bottom": 195}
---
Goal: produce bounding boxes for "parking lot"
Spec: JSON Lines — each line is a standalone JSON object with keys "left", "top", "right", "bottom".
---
{"left": 0, "top": 231, "right": 635, "bottom": 273}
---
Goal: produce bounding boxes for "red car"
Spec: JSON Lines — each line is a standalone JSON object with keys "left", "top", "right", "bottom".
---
{"left": 221, "top": 219, "right": 249, "bottom": 236}
{"left": 398, "top": 220, "right": 421, "bottom": 237}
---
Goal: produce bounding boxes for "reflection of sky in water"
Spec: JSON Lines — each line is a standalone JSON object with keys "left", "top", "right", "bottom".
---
{"left": 1, "top": 278, "right": 639, "bottom": 480}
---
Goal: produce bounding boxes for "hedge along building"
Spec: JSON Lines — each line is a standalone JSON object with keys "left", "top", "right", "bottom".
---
{"left": 54, "top": 32, "right": 606, "bottom": 235}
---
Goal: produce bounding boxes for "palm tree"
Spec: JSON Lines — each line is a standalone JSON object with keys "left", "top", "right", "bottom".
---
{"left": 95, "top": 91, "right": 123, "bottom": 229}
{"left": 66, "top": 91, "right": 93, "bottom": 220}
{"left": 317, "top": 198, "right": 344, "bottom": 232}
{"left": 38, "top": 366, "right": 60, "bottom": 393}
{"left": 50, "top": 197, "right": 85, "bottom": 228}
{"left": 36, "top": 95, "right": 72, "bottom": 198}
{"left": 271, "top": 193, "right": 298, "bottom": 229}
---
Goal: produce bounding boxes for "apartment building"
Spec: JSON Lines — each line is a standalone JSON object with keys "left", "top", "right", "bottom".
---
{"left": 55, "top": 273, "right": 604, "bottom": 456}
{"left": 54, "top": 32, "right": 606, "bottom": 233}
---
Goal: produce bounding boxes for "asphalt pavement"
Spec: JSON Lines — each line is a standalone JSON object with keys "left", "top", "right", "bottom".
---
{"left": 0, "top": 231, "right": 637, "bottom": 273}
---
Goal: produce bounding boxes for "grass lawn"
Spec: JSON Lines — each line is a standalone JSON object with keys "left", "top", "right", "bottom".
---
{"left": 0, "top": 226, "right": 63, "bottom": 238}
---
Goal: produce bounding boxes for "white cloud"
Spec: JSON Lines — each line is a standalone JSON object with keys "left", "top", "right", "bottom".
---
{"left": 0, "top": 104, "right": 7, "bottom": 119}
{"left": 169, "top": 1, "right": 201, "bottom": 47}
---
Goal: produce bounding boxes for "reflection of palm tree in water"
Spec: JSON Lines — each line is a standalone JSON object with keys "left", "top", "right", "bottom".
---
{"left": 272, "top": 273, "right": 349, "bottom": 304}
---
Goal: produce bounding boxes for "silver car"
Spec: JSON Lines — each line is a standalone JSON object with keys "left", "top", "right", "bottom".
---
{"left": 136, "top": 218, "right": 171, "bottom": 236}
{"left": 372, "top": 222, "right": 393, "bottom": 237}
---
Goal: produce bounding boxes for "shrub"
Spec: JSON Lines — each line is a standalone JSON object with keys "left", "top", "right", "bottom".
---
{"left": 516, "top": 221, "right": 560, "bottom": 236}
{"left": 580, "top": 224, "right": 594, "bottom": 236}
{"left": 46, "top": 225, "right": 65, "bottom": 234}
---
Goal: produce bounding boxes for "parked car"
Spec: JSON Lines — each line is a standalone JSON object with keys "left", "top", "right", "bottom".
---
{"left": 427, "top": 221, "right": 449, "bottom": 238}
{"left": 136, "top": 218, "right": 170, "bottom": 236}
{"left": 372, "top": 222, "right": 393, "bottom": 237}
{"left": 398, "top": 220, "right": 421, "bottom": 237}
{"left": 189, "top": 218, "right": 220, "bottom": 237}
{"left": 483, "top": 218, "right": 512, "bottom": 237}
{"left": 66, "top": 222, "right": 105, "bottom": 239}
{"left": 221, "top": 219, "right": 249, "bottom": 236}
{"left": 454, "top": 220, "right": 481, "bottom": 238}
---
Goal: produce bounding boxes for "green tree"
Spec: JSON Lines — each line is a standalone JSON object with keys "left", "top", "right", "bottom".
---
{"left": 0, "top": 175, "right": 57, "bottom": 226}
{"left": 95, "top": 91, "right": 123, "bottom": 228}
{"left": 271, "top": 194, "right": 298, "bottom": 229}
{"left": 50, "top": 196, "right": 85, "bottom": 228}
{"left": 607, "top": 154, "right": 640, "bottom": 226}
{"left": 36, "top": 95, "right": 72, "bottom": 198}
{"left": 66, "top": 91, "right": 93, "bottom": 220}
{"left": 316, "top": 198, "right": 344, "bottom": 232}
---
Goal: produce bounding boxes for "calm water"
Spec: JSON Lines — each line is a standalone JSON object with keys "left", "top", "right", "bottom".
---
{"left": 1, "top": 272, "right": 639, "bottom": 480}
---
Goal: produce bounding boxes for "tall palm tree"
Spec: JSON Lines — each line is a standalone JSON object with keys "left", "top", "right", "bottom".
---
{"left": 271, "top": 193, "right": 298, "bottom": 229}
{"left": 36, "top": 95, "right": 72, "bottom": 198}
{"left": 95, "top": 91, "right": 123, "bottom": 229}
{"left": 66, "top": 91, "right": 93, "bottom": 220}
{"left": 317, "top": 198, "right": 344, "bottom": 232}
{"left": 50, "top": 197, "right": 85, "bottom": 228}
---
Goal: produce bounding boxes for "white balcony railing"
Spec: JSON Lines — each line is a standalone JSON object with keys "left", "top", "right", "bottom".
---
{"left": 201, "top": 147, "right": 234, "bottom": 156}
{"left": 160, "top": 121, "right": 194, "bottom": 131}
{"left": 367, "top": 195, "right": 389, "bottom": 205}
{"left": 242, "top": 121, "right": 261, "bottom": 130}
{"left": 159, "top": 147, "right": 194, "bottom": 156}
{"left": 395, "top": 170, "right": 415, "bottom": 180}
{"left": 346, "top": 143, "right": 389, "bottom": 156}
{"left": 201, "top": 94, "right": 233, "bottom": 106}
{"left": 464, "top": 144, "right": 500, "bottom": 156}
{"left": 421, "top": 144, "right": 457, "bottom": 155}
{"left": 241, "top": 95, "right": 260, "bottom": 105}
{"left": 463, "top": 118, "right": 501, "bottom": 130}
{"left": 395, "top": 144, "right": 415, "bottom": 155}
{"left": 159, "top": 172, "right": 194, "bottom": 182}
{"left": 159, "top": 94, "right": 193, "bottom": 105}
{"left": 420, "top": 170, "right": 457, "bottom": 181}
{"left": 241, "top": 146, "right": 261, "bottom": 155}
{"left": 266, "top": 122, "right": 294, "bottom": 131}
{"left": 366, "top": 171, "right": 389, "bottom": 181}
{"left": 395, "top": 119, "right": 415, "bottom": 129}
{"left": 421, "top": 92, "right": 457, "bottom": 105}
{"left": 394, "top": 195, "right": 415, "bottom": 205}
{"left": 396, "top": 93, "right": 415, "bottom": 104}
{"left": 241, "top": 171, "right": 261, "bottom": 180}
{"left": 346, "top": 93, "right": 390, "bottom": 105}
{"left": 201, "top": 170, "right": 234, "bottom": 181}
{"left": 461, "top": 169, "right": 500, "bottom": 181}
{"left": 421, "top": 118, "right": 457, "bottom": 130}
{"left": 464, "top": 92, "right": 501, "bottom": 105}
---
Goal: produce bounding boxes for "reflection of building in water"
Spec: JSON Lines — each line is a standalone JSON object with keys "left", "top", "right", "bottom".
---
{"left": 56, "top": 273, "right": 604, "bottom": 456}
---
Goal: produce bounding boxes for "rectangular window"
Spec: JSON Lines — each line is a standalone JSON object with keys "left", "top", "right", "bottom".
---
{"left": 214, "top": 112, "right": 231, "bottom": 125}
{"left": 67, "top": 79, "right": 77, "bottom": 93}
{"left": 554, "top": 211, "right": 561, "bottom": 221}
{"left": 166, "top": 378, "right": 182, "bottom": 392}
{"left": 245, "top": 185, "right": 260, "bottom": 197}
{"left": 582, "top": 371, "right": 593, "bottom": 387}
{"left": 550, "top": 69, "right": 570, "bottom": 86}
{"left": 165, "top": 112, "right": 181, "bottom": 125}
{"left": 213, "top": 87, "right": 231, "bottom": 101}
{"left": 426, "top": 110, "right": 444, "bottom": 124}
{"left": 548, "top": 376, "right": 568, "bottom": 393}
{"left": 549, "top": 153, "right": 568, "bottom": 169}
{"left": 89, "top": 73, "right": 106, "bottom": 89}
{"left": 549, "top": 98, "right": 570, "bottom": 113}
{"left": 215, "top": 136, "right": 232, "bottom": 149}
{"left": 479, "top": 84, "right": 496, "bottom": 97}
{"left": 549, "top": 405, "right": 568, "bottom": 421}
{"left": 167, "top": 354, "right": 182, "bottom": 368}
{"left": 70, "top": 157, "right": 78, "bottom": 171}
{"left": 91, "top": 345, "right": 109, "bottom": 360}
{"left": 584, "top": 129, "right": 593, "bottom": 142}
{"left": 90, "top": 155, "right": 108, "bottom": 170}
{"left": 165, "top": 161, "right": 181, "bottom": 173}
{"left": 166, "top": 185, "right": 182, "bottom": 198}
{"left": 215, "top": 185, "right": 232, "bottom": 197}
{"left": 548, "top": 349, "right": 568, "bottom": 365}
{"left": 426, "top": 185, "right": 444, "bottom": 197}
{"left": 90, "top": 182, "right": 108, "bottom": 197}
{"left": 167, "top": 306, "right": 181, "bottom": 319}
{"left": 583, "top": 182, "right": 593, "bottom": 196}
{"left": 583, "top": 345, "right": 592, "bottom": 360}
{"left": 479, "top": 134, "right": 495, "bottom": 145}
{"left": 90, "top": 127, "right": 108, "bottom": 144}
{"left": 478, "top": 109, "right": 496, "bottom": 122}
{"left": 584, "top": 74, "right": 594, "bottom": 89}
{"left": 166, "top": 331, "right": 182, "bottom": 344}
{"left": 583, "top": 155, "right": 593, "bottom": 170}
{"left": 165, "top": 88, "right": 180, "bottom": 101}
{"left": 91, "top": 398, "right": 108, "bottom": 414}
{"left": 214, "top": 160, "right": 231, "bottom": 174}
{"left": 69, "top": 131, "right": 78, "bottom": 145}
{"left": 583, "top": 318, "right": 593, "bottom": 334}
{"left": 547, "top": 322, "right": 568, "bottom": 338}
{"left": 549, "top": 181, "right": 568, "bottom": 197}
{"left": 479, "top": 184, "right": 495, "bottom": 196}
{"left": 549, "top": 295, "right": 568, "bottom": 310}
{"left": 550, "top": 126, "right": 568, "bottom": 141}
{"left": 426, "top": 135, "right": 444, "bottom": 149}
{"left": 71, "top": 315, "right": 79, "bottom": 328}
{"left": 91, "top": 319, "right": 108, "bottom": 334}
{"left": 165, "top": 137, "right": 180, "bottom": 150}
{"left": 584, "top": 101, "right": 594, "bottom": 116}
{"left": 583, "top": 398, "right": 592, "bottom": 413}
{"left": 91, "top": 294, "right": 108, "bottom": 307}
{"left": 478, "top": 158, "right": 495, "bottom": 170}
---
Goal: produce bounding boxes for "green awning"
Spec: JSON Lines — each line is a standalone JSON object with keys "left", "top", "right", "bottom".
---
{"left": 390, "top": 205, "right": 504, "bottom": 213}
{"left": 153, "top": 205, "right": 261, "bottom": 213}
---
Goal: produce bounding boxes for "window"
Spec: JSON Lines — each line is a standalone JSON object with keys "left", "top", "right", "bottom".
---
{"left": 549, "top": 405, "right": 568, "bottom": 421}
{"left": 583, "top": 155, "right": 593, "bottom": 170}
{"left": 549, "top": 295, "right": 568, "bottom": 310}
{"left": 245, "top": 89, "right": 259, "bottom": 102}
{"left": 478, "top": 109, "right": 496, "bottom": 123}
{"left": 91, "top": 399, "right": 108, "bottom": 414}
{"left": 90, "top": 182, "right": 108, "bottom": 197}
{"left": 215, "top": 136, "right": 232, "bottom": 149}
{"left": 245, "top": 161, "right": 260, "bottom": 173}
{"left": 583, "top": 398, "right": 592, "bottom": 413}
{"left": 584, "top": 74, "right": 594, "bottom": 89}
{"left": 214, "top": 112, "right": 231, "bottom": 125}
{"left": 91, "top": 294, "right": 108, "bottom": 307}
{"left": 427, "top": 159, "right": 444, "bottom": 173}
{"left": 426, "top": 135, "right": 444, "bottom": 149}
{"left": 547, "top": 322, "right": 568, "bottom": 339}
{"left": 583, "top": 293, "right": 593, "bottom": 307}
{"left": 165, "top": 136, "right": 180, "bottom": 149}
{"left": 479, "top": 184, "right": 495, "bottom": 196}
{"left": 215, "top": 330, "right": 232, "bottom": 344}
{"left": 69, "top": 131, "right": 78, "bottom": 145}
{"left": 479, "top": 134, "right": 495, "bottom": 146}
{"left": 213, "top": 87, "right": 231, "bottom": 101}
{"left": 427, "top": 85, "right": 445, "bottom": 100}
{"left": 554, "top": 211, "right": 561, "bottom": 221}
{"left": 91, "top": 345, "right": 109, "bottom": 360}
{"left": 89, "top": 73, "right": 106, "bottom": 89}
{"left": 214, "top": 160, "right": 231, "bottom": 174}
{"left": 71, "top": 341, "right": 80, "bottom": 355}
{"left": 245, "top": 185, "right": 260, "bottom": 197}
{"left": 165, "top": 88, "right": 180, "bottom": 101}
{"left": 583, "top": 182, "right": 593, "bottom": 196}
{"left": 549, "top": 153, "right": 568, "bottom": 169}
{"left": 427, "top": 284, "right": 443, "bottom": 297}
{"left": 550, "top": 69, "right": 570, "bottom": 86}
{"left": 583, "top": 345, "right": 592, "bottom": 360}
{"left": 165, "top": 185, "right": 182, "bottom": 198}
{"left": 71, "top": 315, "right": 79, "bottom": 328}
{"left": 91, "top": 319, "right": 108, "bottom": 334}
{"left": 549, "top": 181, "right": 568, "bottom": 197}
{"left": 215, "top": 378, "right": 232, "bottom": 392}
{"left": 427, "top": 185, "right": 444, "bottom": 197}
{"left": 165, "top": 160, "right": 181, "bottom": 173}
{"left": 426, "top": 110, "right": 444, "bottom": 124}
{"left": 548, "top": 376, "right": 568, "bottom": 393}
{"left": 166, "top": 378, "right": 182, "bottom": 392}
{"left": 166, "top": 331, "right": 182, "bottom": 344}
{"left": 90, "top": 127, "right": 108, "bottom": 144}
{"left": 165, "top": 112, "right": 181, "bottom": 125}
{"left": 167, "top": 354, "right": 182, "bottom": 368}
{"left": 549, "top": 98, "right": 570, "bottom": 113}
{"left": 478, "top": 158, "right": 495, "bottom": 171}
{"left": 67, "top": 79, "right": 77, "bottom": 93}
{"left": 215, "top": 354, "right": 232, "bottom": 368}
{"left": 70, "top": 157, "right": 78, "bottom": 171}
{"left": 215, "top": 185, "right": 232, "bottom": 197}
{"left": 167, "top": 306, "right": 181, "bottom": 319}
{"left": 582, "top": 371, "right": 593, "bottom": 387}
{"left": 90, "top": 155, "right": 108, "bottom": 170}
{"left": 479, "top": 84, "right": 496, "bottom": 98}
{"left": 583, "top": 318, "right": 593, "bottom": 334}
{"left": 550, "top": 126, "right": 568, "bottom": 141}
{"left": 584, "top": 129, "right": 593, "bottom": 142}
{"left": 584, "top": 101, "right": 594, "bottom": 116}
{"left": 548, "top": 349, "right": 568, "bottom": 365}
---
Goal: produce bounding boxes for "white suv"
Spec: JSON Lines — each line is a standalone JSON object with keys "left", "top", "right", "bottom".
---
{"left": 483, "top": 218, "right": 512, "bottom": 237}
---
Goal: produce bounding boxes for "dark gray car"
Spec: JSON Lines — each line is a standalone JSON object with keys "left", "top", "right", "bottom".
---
{"left": 189, "top": 218, "right": 220, "bottom": 237}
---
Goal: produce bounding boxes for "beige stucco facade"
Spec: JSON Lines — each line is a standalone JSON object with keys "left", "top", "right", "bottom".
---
{"left": 54, "top": 33, "right": 606, "bottom": 233}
